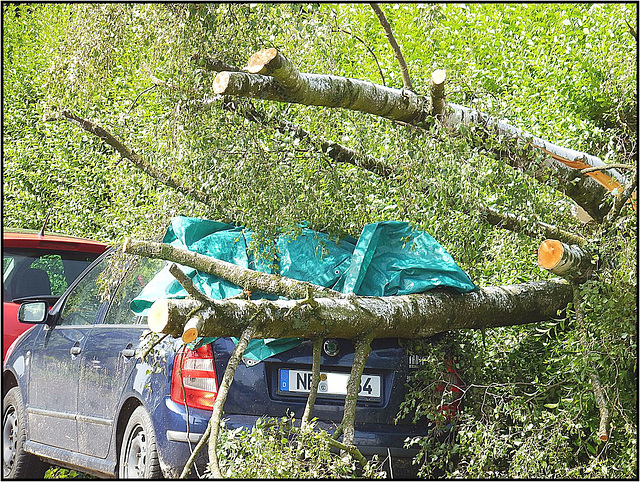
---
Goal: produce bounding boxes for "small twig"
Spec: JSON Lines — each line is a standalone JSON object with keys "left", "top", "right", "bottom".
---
{"left": 370, "top": 3, "right": 414, "bottom": 91}
{"left": 139, "top": 333, "right": 169, "bottom": 359}
{"left": 333, "top": 25, "right": 386, "bottom": 86}
{"left": 168, "top": 263, "right": 212, "bottom": 304}
{"left": 624, "top": 17, "right": 637, "bottom": 40}
{"left": 326, "top": 436, "right": 368, "bottom": 467}
{"left": 126, "top": 85, "right": 157, "bottom": 117}
{"left": 179, "top": 414, "right": 212, "bottom": 478}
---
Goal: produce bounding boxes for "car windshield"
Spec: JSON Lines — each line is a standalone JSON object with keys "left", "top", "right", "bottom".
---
{"left": 2, "top": 248, "right": 102, "bottom": 301}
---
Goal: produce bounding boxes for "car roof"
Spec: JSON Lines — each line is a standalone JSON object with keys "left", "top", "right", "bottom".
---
{"left": 2, "top": 228, "right": 109, "bottom": 253}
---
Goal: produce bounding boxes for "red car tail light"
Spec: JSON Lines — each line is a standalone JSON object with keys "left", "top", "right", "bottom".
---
{"left": 170, "top": 344, "right": 218, "bottom": 410}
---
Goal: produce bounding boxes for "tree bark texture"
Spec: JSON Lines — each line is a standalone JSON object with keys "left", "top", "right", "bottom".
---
{"left": 147, "top": 280, "right": 572, "bottom": 340}
{"left": 214, "top": 49, "right": 431, "bottom": 124}
{"left": 338, "top": 334, "right": 374, "bottom": 447}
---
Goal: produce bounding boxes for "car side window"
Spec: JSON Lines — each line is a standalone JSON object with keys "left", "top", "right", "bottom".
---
{"left": 103, "top": 257, "right": 167, "bottom": 325}
{"left": 58, "top": 257, "right": 110, "bottom": 326}
{"left": 30, "top": 254, "right": 67, "bottom": 295}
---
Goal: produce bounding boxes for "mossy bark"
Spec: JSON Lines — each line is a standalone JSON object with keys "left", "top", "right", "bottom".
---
{"left": 301, "top": 338, "right": 323, "bottom": 429}
{"left": 147, "top": 280, "right": 573, "bottom": 340}
{"left": 337, "top": 334, "right": 374, "bottom": 447}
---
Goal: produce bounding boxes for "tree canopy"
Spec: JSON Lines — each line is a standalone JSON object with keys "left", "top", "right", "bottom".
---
{"left": 3, "top": 3, "right": 637, "bottom": 478}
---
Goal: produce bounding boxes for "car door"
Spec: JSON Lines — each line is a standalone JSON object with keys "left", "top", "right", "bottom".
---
{"left": 28, "top": 256, "right": 110, "bottom": 452}
{"left": 76, "top": 256, "right": 166, "bottom": 458}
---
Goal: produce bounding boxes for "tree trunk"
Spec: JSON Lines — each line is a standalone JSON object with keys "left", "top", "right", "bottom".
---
{"left": 147, "top": 280, "right": 572, "bottom": 340}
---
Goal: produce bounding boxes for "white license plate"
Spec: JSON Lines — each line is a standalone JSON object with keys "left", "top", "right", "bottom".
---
{"left": 278, "top": 369, "right": 381, "bottom": 400}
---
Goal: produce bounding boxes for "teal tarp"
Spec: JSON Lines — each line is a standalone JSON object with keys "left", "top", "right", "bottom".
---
{"left": 131, "top": 216, "right": 476, "bottom": 361}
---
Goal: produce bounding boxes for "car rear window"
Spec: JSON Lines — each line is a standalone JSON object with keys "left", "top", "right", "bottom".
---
{"left": 2, "top": 248, "right": 101, "bottom": 301}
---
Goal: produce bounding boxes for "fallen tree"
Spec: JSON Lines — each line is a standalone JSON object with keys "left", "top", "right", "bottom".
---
{"left": 123, "top": 237, "right": 574, "bottom": 475}
{"left": 213, "top": 48, "right": 625, "bottom": 222}
{"left": 146, "top": 279, "right": 572, "bottom": 340}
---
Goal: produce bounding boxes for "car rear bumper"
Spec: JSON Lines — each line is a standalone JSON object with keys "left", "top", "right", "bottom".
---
{"left": 154, "top": 396, "right": 420, "bottom": 476}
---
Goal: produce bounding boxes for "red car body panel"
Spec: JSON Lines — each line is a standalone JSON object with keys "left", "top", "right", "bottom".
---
{"left": 2, "top": 229, "right": 109, "bottom": 359}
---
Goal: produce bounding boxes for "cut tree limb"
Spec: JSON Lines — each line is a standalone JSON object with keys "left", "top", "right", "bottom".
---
{"left": 147, "top": 280, "right": 572, "bottom": 340}
{"left": 537, "top": 239, "right": 595, "bottom": 283}
{"left": 214, "top": 49, "right": 431, "bottom": 124}
{"left": 430, "top": 69, "right": 446, "bottom": 118}
{"left": 200, "top": 57, "right": 588, "bottom": 244}
{"left": 123, "top": 237, "right": 342, "bottom": 300}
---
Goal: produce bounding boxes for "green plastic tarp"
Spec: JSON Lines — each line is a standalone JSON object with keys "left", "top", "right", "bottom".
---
{"left": 131, "top": 216, "right": 476, "bottom": 361}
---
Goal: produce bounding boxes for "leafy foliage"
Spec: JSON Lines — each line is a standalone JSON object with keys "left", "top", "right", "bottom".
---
{"left": 3, "top": 2, "right": 637, "bottom": 478}
{"left": 214, "top": 415, "right": 385, "bottom": 479}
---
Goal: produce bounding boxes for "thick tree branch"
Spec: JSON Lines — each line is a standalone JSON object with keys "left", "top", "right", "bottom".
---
{"left": 214, "top": 49, "right": 431, "bottom": 124}
{"left": 147, "top": 280, "right": 572, "bottom": 340}
{"left": 199, "top": 57, "right": 588, "bottom": 244}
{"left": 123, "top": 237, "right": 342, "bottom": 300}
{"left": 537, "top": 239, "right": 595, "bottom": 283}
{"left": 59, "top": 110, "right": 238, "bottom": 223}
{"left": 370, "top": 3, "right": 414, "bottom": 91}
{"left": 207, "top": 314, "right": 261, "bottom": 478}
{"left": 430, "top": 69, "right": 446, "bottom": 118}
{"left": 478, "top": 205, "right": 587, "bottom": 247}
{"left": 338, "top": 334, "right": 374, "bottom": 447}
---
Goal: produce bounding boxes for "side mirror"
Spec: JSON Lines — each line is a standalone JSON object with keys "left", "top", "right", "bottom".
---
{"left": 18, "top": 301, "right": 48, "bottom": 324}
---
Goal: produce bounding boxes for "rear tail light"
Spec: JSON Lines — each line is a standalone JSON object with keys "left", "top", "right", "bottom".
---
{"left": 170, "top": 344, "right": 218, "bottom": 410}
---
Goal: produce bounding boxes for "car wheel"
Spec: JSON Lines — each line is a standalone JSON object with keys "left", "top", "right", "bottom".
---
{"left": 3, "top": 387, "right": 48, "bottom": 479}
{"left": 118, "top": 406, "right": 162, "bottom": 479}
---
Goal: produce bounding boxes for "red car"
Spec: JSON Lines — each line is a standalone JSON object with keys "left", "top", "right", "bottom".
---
{"left": 2, "top": 228, "right": 108, "bottom": 359}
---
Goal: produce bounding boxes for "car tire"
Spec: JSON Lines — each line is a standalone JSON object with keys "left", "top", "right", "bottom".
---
{"left": 118, "top": 406, "right": 162, "bottom": 479}
{"left": 3, "top": 387, "right": 48, "bottom": 479}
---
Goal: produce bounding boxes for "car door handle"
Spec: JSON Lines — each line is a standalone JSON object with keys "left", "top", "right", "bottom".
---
{"left": 121, "top": 348, "right": 136, "bottom": 358}
{"left": 70, "top": 344, "right": 82, "bottom": 356}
